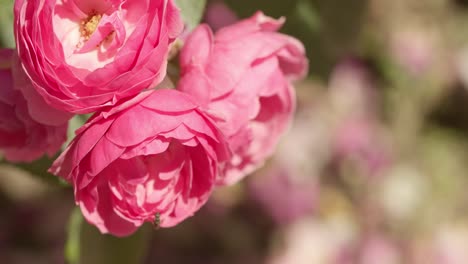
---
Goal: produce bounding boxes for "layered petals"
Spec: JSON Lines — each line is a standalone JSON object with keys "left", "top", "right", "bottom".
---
{"left": 0, "top": 49, "right": 68, "bottom": 162}
{"left": 50, "top": 89, "right": 229, "bottom": 236}
{"left": 178, "top": 12, "right": 308, "bottom": 185}
{"left": 14, "top": 0, "right": 183, "bottom": 114}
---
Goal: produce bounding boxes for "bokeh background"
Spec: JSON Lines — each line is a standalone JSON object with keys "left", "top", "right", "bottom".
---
{"left": 3, "top": 0, "right": 468, "bottom": 263}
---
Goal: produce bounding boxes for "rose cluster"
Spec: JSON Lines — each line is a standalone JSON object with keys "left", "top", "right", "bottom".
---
{"left": 0, "top": 0, "right": 307, "bottom": 236}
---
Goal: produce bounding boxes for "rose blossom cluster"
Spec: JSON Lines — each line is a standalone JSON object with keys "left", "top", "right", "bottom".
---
{"left": 0, "top": 0, "right": 307, "bottom": 236}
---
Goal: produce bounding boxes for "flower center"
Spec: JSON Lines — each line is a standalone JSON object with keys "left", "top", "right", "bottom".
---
{"left": 80, "top": 11, "right": 102, "bottom": 41}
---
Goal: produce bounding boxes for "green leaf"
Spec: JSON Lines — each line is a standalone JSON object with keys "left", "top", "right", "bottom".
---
{"left": 175, "top": 0, "right": 207, "bottom": 30}
{"left": 294, "top": 0, "right": 321, "bottom": 33}
{"left": 0, "top": 0, "right": 15, "bottom": 48}
{"left": 66, "top": 114, "right": 90, "bottom": 147}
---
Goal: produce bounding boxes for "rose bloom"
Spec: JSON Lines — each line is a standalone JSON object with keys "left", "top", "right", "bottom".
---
{"left": 50, "top": 89, "right": 229, "bottom": 236}
{"left": 178, "top": 12, "right": 308, "bottom": 185}
{"left": 14, "top": 0, "right": 183, "bottom": 114}
{"left": 0, "top": 49, "right": 68, "bottom": 162}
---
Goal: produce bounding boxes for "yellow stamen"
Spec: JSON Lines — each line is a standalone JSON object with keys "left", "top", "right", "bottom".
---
{"left": 80, "top": 11, "right": 102, "bottom": 41}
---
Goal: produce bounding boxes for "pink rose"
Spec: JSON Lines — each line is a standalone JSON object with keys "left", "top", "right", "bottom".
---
{"left": 0, "top": 49, "right": 68, "bottom": 162}
{"left": 178, "top": 12, "right": 308, "bottom": 185}
{"left": 50, "top": 89, "right": 229, "bottom": 236}
{"left": 14, "top": 0, "right": 183, "bottom": 114}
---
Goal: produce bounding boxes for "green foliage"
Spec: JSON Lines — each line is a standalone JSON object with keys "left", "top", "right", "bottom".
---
{"left": 65, "top": 208, "right": 151, "bottom": 264}
{"left": 175, "top": 0, "right": 207, "bottom": 30}
{"left": 302, "top": 0, "right": 368, "bottom": 77}
{"left": 66, "top": 208, "right": 84, "bottom": 264}
{"left": 0, "top": 0, "right": 14, "bottom": 48}
{"left": 79, "top": 220, "right": 151, "bottom": 264}
{"left": 66, "top": 115, "right": 90, "bottom": 146}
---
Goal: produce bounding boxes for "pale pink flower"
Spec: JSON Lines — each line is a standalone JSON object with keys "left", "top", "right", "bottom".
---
{"left": 249, "top": 166, "right": 316, "bottom": 225}
{"left": 432, "top": 225, "right": 468, "bottom": 264}
{"left": 14, "top": 0, "right": 183, "bottom": 114}
{"left": 178, "top": 12, "right": 308, "bottom": 185}
{"left": 329, "top": 59, "right": 391, "bottom": 176}
{"left": 0, "top": 49, "right": 68, "bottom": 162}
{"left": 268, "top": 219, "right": 355, "bottom": 264}
{"left": 328, "top": 58, "right": 377, "bottom": 119}
{"left": 390, "top": 29, "right": 434, "bottom": 76}
{"left": 333, "top": 117, "right": 391, "bottom": 176}
{"left": 50, "top": 89, "right": 229, "bottom": 237}
{"left": 358, "top": 235, "right": 401, "bottom": 264}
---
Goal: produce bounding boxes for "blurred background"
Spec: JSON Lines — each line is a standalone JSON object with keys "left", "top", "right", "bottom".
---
{"left": 3, "top": 0, "right": 468, "bottom": 263}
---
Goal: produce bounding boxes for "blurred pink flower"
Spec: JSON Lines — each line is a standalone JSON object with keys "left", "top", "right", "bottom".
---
{"left": 329, "top": 58, "right": 377, "bottom": 118}
{"left": 390, "top": 29, "right": 434, "bottom": 76}
{"left": 358, "top": 235, "right": 401, "bottom": 264}
{"left": 203, "top": 1, "right": 238, "bottom": 31}
{"left": 249, "top": 166, "right": 316, "bottom": 225}
{"left": 178, "top": 12, "right": 308, "bottom": 185}
{"left": 328, "top": 58, "right": 391, "bottom": 176}
{"left": 431, "top": 225, "right": 468, "bottom": 264}
{"left": 268, "top": 219, "right": 355, "bottom": 264}
{"left": 333, "top": 117, "right": 391, "bottom": 176}
{"left": 0, "top": 49, "right": 68, "bottom": 162}
{"left": 50, "top": 89, "right": 229, "bottom": 237}
{"left": 14, "top": 0, "right": 183, "bottom": 114}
